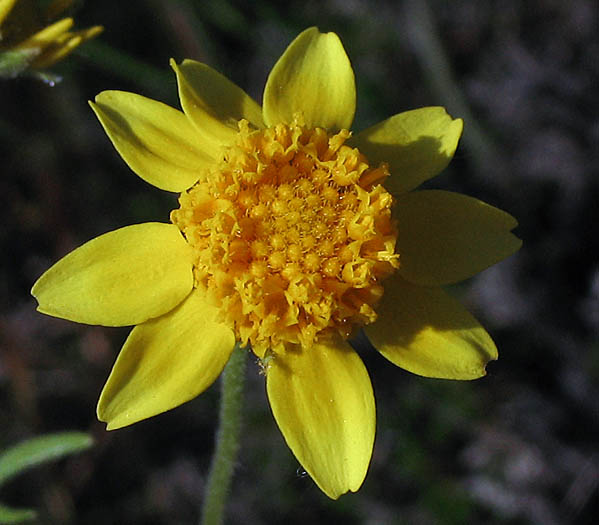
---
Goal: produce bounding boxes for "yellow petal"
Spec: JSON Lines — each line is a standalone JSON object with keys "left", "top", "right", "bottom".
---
{"left": 0, "top": 0, "right": 17, "bottom": 25}
{"left": 31, "top": 25, "right": 103, "bottom": 69}
{"left": 170, "top": 58, "right": 264, "bottom": 146}
{"left": 97, "top": 290, "right": 236, "bottom": 430}
{"left": 266, "top": 340, "right": 375, "bottom": 499}
{"left": 15, "top": 17, "right": 73, "bottom": 49}
{"left": 350, "top": 107, "right": 463, "bottom": 194}
{"left": 395, "top": 190, "right": 522, "bottom": 285}
{"left": 32, "top": 223, "right": 193, "bottom": 326}
{"left": 263, "top": 27, "right": 356, "bottom": 131}
{"left": 365, "top": 275, "right": 497, "bottom": 379}
{"left": 31, "top": 32, "right": 81, "bottom": 68}
{"left": 90, "top": 91, "right": 214, "bottom": 192}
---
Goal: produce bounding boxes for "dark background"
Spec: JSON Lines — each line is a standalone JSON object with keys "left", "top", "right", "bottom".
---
{"left": 1, "top": 1, "right": 597, "bottom": 523}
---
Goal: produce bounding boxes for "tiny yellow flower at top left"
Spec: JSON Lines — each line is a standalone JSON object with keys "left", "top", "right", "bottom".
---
{"left": 0, "top": 0, "right": 102, "bottom": 77}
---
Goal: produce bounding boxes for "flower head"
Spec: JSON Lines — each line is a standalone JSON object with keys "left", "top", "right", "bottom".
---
{"left": 0, "top": 0, "right": 102, "bottom": 77}
{"left": 31, "top": 27, "right": 521, "bottom": 498}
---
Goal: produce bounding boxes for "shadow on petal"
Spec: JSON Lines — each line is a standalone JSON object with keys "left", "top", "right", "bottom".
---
{"left": 350, "top": 107, "right": 463, "bottom": 195}
{"left": 362, "top": 275, "right": 498, "bottom": 379}
{"left": 91, "top": 92, "right": 212, "bottom": 192}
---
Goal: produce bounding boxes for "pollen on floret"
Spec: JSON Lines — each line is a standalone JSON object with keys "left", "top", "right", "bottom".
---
{"left": 171, "top": 119, "right": 399, "bottom": 357}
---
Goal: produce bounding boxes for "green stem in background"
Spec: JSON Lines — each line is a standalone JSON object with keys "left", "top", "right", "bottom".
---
{"left": 200, "top": 344, "right": 247, "bottom": 525}
{"left": 81, "top": 40, "right": 174, "bottom": 102}
{"left": 405, "top": 0, "right": 505, "bottom": 180}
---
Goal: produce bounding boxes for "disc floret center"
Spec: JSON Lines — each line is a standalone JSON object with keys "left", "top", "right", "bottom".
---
{"left": 171, "top": 119, "right": 399, "bottom": 356}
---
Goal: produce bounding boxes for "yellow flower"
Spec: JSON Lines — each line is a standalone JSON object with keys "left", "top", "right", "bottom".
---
{"left": 31, "top": 28, "right": 521, "bottom": 498}
{"left": 0, "top": 0, "right": 102, "bottom": 75}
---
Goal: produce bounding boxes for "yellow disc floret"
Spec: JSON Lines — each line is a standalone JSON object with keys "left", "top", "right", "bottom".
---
{"left": 171, "top": 119, "right": 399, "bottom": 356}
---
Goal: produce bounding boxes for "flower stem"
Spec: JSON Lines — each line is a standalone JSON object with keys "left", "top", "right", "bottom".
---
{"left": 200, "top": 344, "right": 247, "bottom": 525}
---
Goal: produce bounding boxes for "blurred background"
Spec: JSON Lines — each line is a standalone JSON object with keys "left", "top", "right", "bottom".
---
{"left": 0, "top": 0, "right": 597, "bottom": 523}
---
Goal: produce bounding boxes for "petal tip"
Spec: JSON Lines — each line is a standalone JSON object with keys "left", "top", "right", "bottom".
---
{"left": 93, "top": 91, "right": 109, "bottom": 104}
{"left": 102, "top": 418, "right": 122, "bottom": 431}
{"left": 97, "top": 399, "right": 122, "bottom": 431}
{"left": 34, "top": 304, "right": 46, "bottom": 316}
{"left": 30, "top": 278, "right": 40, "bottom": 299}
{"left": 322, "top": 487, "right": 344, "bottom": 500}
{"left": 318, "top": 475, "right": 365, "bottom": 500}
{"left": 453, "top": 116, "right": 464, "bottom": 133}
{"left": 475, "top": 345, "right": 499, "bottom": 379}
{"left": 31, "top": 278, "right": 52, "bottom": 314}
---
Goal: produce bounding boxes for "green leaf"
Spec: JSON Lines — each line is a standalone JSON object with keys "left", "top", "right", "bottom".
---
{"left": 0, "top": 48, "right": 40, "bottom": 79}
{"left": 0, "top": 504, "right": 37, "bottom": 524}
{"left": 0, "top": 432, "right": 93, "bottom": 488}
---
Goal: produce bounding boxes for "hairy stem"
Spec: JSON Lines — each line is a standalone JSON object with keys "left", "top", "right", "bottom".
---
{"left": 200, "top": 345, "right": 247, "bottom": 525}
